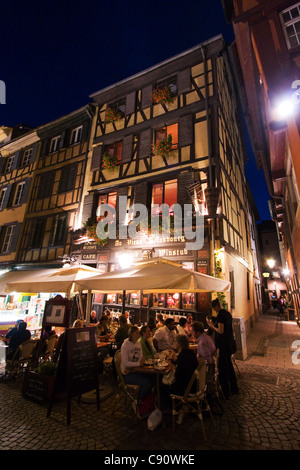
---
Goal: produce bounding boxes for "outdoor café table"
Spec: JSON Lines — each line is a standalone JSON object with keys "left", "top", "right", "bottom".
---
{"left": 127, "top": 361, "right": 172, "bottom": 411}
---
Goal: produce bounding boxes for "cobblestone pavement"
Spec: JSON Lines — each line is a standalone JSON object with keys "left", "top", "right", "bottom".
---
{"left": 0, "top": 313, "right": 299, "bottom": 452}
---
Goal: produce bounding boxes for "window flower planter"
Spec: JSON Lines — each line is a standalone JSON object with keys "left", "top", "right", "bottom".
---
{"left": 151, "top": 86, "right": 174, "bottom": 105}
{"left": 105, "top": 107, "right": 123, "bottom": 124}
{"left": 101, "top": 152, "right": 119, "bottom": 173}
{"left": 152, "top": 134, "right": 174, "bottom": 159}
{"left": 84, "top": 217, "right": 108, "bottom": 247}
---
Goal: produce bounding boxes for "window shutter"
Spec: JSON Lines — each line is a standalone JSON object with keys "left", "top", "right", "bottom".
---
{"left": 82, "top": 194, "right": 95, "bottom": 224}
{"left": 126, "top": 91, "right": 136, "bottom": 115}
{"left": 179, "top": 115, "right": 194, "bottom": 147}
{"left": 20, "top": 178, "right": 31, "bottom": 205}
{"left": 59, "top": 129, "right": 68, "bottom": 149}
{"left": 2, "top": 185, "right": 12, "bottom": 209}
{"left": 141, "top": 85, "right": 153, "bottom": 109}
{"left": 0, "top": 158, "right": 5, "bottom": 174}
{"left": 133, "top": 182, "right": 148, "bottom": 207}
{"left": 37, "top": 171, "right": 55, "bottom": 199}
{"left": 122, "top": 135, "right": 133, "bottom": 163}
{"left": 139, "top": 129, "right": 152, "bottom": 159}
{"left": 91, "top": 145, "right": 102, "bottom": 171}
{"left": 177, "top": 68, "right": 191, "bottom": 94}
{"left": 29, "top": 143, "right": 39, "bottom": 163}
{"left": 177, "top": 171, "right": 194, "bottom": 206}
{"left": 81, "top": 122, "right": 90, "bottom": 142}
{"left": 58, "top": 165, "right": 76, "bottom": 193}
{"left": 40, "top": 139, "right": 49, "bottom": 158}
{"left": 9, "top": 222, "right": 21, "bottom": 253}
{"left": 12, "top": 150, "right": 21, "bottom": 170}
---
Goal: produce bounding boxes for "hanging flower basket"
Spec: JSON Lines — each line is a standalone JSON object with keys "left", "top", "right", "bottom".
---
{"left": 152, "top": 134, "right": 174, "bottom": 159}
{"left": 101, "top": 152, "right": 119, "bottom": 173}
{"left": 105, "top": 107, "right": 123, "bottom": 124}
{"left": 83, "top": 217, "right": 108, "bottom": 247}
{"left": 151, "top": 86, "right": 174, "bottom": 105}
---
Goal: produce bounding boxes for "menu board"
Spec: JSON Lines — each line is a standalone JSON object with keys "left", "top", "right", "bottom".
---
{"left": 47, "top": 326, "right": 100, "bottom": 424}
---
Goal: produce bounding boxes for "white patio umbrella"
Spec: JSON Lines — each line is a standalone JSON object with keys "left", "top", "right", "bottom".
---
{"left": 75, "top": 258, "right": 231, "bottom": 294}
{"left": 5, "top": 264, "right": 103, "bottom": 296}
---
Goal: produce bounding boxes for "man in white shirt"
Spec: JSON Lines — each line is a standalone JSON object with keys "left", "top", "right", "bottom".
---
{"left": 153, "top": 318, "right": 177, "bottom": 352}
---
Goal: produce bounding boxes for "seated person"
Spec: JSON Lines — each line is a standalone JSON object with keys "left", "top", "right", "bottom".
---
{"left": 0, "top": 319, "right": 23, "bottom": 344}
{"left": 115, "top": 314, "right": 131, "bottom": 349}
{"left": 73, "top": 319, "right": 83, "bottom": 328}
{"left": 162, "top": 334, "right": 198, "bottom": 407}
{"left": 147, "top": 317, "right": 157, "bottom": 336}
{"left": 138, "top": 325, "right": 156, "bottom": 361}
{"left": 176, "top": 317, "right": 188, "bottom": 336}
{"left": 7, "top": 321, "right": 31, "bottom": 360}
{"left": 192, "top": 321, "right": 216, "bottom": 364}
{"left": 156, "top": 313, "right": 164, "bottom": 328}
{"left": 97, "top": 315, "right": 110, "bottom": 340}
{"left": 104, "top": 308, "right": 112, "bottom": 328}
{"left": 153, "top": 317, "right": 177, "bottom": 352}
{"left": 41, "top": 325, "right": 55, "bottom": 342}
{"left": 120, "top": 326, "right": 153, "bottom": 401}
{"left": 184, "top": 314, "right": 194, "bottom": 338}
{"left": 90, "top": 310, "right": 98, "bottom": 325}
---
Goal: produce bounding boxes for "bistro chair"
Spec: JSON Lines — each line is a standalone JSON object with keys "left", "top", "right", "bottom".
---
{"left": 42, "top": 334, "right": 58, "bottom": 360}
{"left": 170, "top": 361, "right": 215, "bottom": 440}
{"left": 112, "top": 349, "right": 140, "bottom": 418}
{"left": 5, "top": 339, "right": 40, "bottom": 380}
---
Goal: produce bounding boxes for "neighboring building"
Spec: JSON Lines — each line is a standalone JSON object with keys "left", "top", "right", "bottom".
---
{"left": 223, "top": 0, "right": 300, "bottom": 322}
{"left": 75, "top": 35, "right": 261, "bottom": 354}
{"left": 17, "top": 105, "right": 95, "bottom": 268}
{"left": 0, "top": 125, "right": 39, "bottom": 270}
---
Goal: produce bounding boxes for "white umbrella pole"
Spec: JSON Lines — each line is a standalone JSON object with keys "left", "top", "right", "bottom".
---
{"left": 85, "top": 290, "right": 91, "bottom": 326}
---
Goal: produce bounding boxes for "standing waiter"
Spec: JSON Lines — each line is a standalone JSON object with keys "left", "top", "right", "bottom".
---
{"left": 207, "top": 298, "right": 239, "bottom": 399}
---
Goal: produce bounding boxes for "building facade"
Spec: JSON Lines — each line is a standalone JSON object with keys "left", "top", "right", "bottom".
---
{"left": 223, "top": 0, "right": 300, "bottom": 323}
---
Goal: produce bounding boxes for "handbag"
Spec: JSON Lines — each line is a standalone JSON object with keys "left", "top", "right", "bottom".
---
{"left": 162, "top": 369, "right": 175, "bottom": 385}
{"left": 138, "top": 392, "right": 155, "bottom": 417}
{"left": 147, "top": 408, "right": 163, "bottom": 431}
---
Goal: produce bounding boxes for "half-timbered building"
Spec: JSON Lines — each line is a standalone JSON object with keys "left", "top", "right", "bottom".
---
{"left": 76, "top": 35, "right": 261, "bottom": 346}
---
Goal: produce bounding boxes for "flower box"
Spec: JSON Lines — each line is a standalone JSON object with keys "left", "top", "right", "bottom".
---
{"left": 105, "top": 107, "right": 123, "bottom": 124}
{"left": 101, "top": 152, "right": 119, "bottom": 173}
{"left": 152, "top": 134, "right": 174, "bottom": 159}
{"left": 151, "top": 86, "right": 174, "bottom": 105}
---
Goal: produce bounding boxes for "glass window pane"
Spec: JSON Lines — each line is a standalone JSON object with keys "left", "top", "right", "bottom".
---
{"left": 282, "top": 11, "right": 291, "bottom": 23}
{"left": 164, "top": 179, "right": 177, "bottom": 208}
{"left": 289, "top": 35, "right": 298, "bottom": 47}
{"left": 167, "top": 123, "right": 178, "bottom": 148}
{"left": 291, "top": 7, "right": 299, "bottom": 19}
{"left": 152, "top": 183, "right": 163, "bottom": 206}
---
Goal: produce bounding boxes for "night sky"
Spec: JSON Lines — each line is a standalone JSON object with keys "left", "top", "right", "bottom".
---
{"left": 0, "top": 0, "right": 270, "bottom": 220}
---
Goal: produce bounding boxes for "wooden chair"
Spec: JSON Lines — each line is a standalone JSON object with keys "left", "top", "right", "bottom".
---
{"left": 5, "top": 339, "right": 40, "bottom": 379}
{"left": 170, "top": 361, "right": 215, "bottom": 440}
{"left": 43, "top": 334, "right": 58, "bottom": 359}
{"left": 112, "top": 349, "right": 140, "bottom": 418}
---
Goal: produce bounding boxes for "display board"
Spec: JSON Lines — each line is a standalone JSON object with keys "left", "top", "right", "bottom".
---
{"left": 47, "top": 326, "right": 100, "bottom": 424}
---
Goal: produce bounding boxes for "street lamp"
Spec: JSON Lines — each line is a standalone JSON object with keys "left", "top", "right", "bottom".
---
{"left": 267, "top": 259, "right": 275, "bottom": 270}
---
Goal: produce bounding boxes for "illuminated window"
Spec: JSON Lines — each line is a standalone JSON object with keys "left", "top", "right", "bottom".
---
{"left": 280, "top": 2, "right": 300, "bottom": 49}
{"left": 152, "top": 179, "right": 177, "bottom": 210}
{"left": 104, "top": 141, "right": 123, "bottom": 163}
{"left": 98, "top": 191, "right": 117, "bottom": 222}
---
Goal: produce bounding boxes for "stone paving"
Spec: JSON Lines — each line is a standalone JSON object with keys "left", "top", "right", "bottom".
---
{"left": 0, "top": 312, "right": 300, "bottom": 452}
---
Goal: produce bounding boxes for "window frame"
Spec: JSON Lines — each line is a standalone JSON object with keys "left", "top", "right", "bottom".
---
{"left": 21, "top": 148, "right": 32, "bottom": 167}
{"left": 70, "top": 126, "right": 83, "bottom": 145}
{"left": 155, "top": 123, "right": 178, "bottom": 150}
{"left": 1, "top": 225, "right": 15, "bottom": 253}
{"left": 5, "top": 155, "right": 14, "bottom": 173}
{"left": 155, "top": 75, "right": 177, "bottom": 97}
{"left": 280, "top": 2, "right": 300, "bottom": 49}
{"left": 49, "top": 135, "right": 61, "bottom": 153}
{"left": 0, "top": 188, "right": 7, "bottom": 210}
{"left": 12, "top": 181, "right": 25, "bottom": 206}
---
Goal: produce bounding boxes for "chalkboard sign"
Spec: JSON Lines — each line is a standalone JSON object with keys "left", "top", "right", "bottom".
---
{"left": 43, "top": 295, "right": 72, "bottom": 328}
{"left": 23, "top": 371, "right": 55, "bottom": 403}
{"left": 47, "top": 326, "right": 100, "bottom": 424}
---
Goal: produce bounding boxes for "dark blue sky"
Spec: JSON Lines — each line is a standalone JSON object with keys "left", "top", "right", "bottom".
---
{"left": 0, "top": 0, "right": 270, "bottom": 220}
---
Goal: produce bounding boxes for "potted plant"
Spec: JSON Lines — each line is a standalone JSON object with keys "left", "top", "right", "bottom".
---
{"left": 101, "top": 152, "right": 119, "bottom": 173}
{"left": 152, "top": 134, "right": 174, "bottom": 160}
{"left": 23, "top": 360, "right": 58, "bottom": 402}
{"left": 151, "top": 86, "right": 174, "bottom": 106}
{"left": 83, "top": 217, "right": 109, "bottom": 247}
{"left": 105, "top": 107, "right": 123, "bottom": 124}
